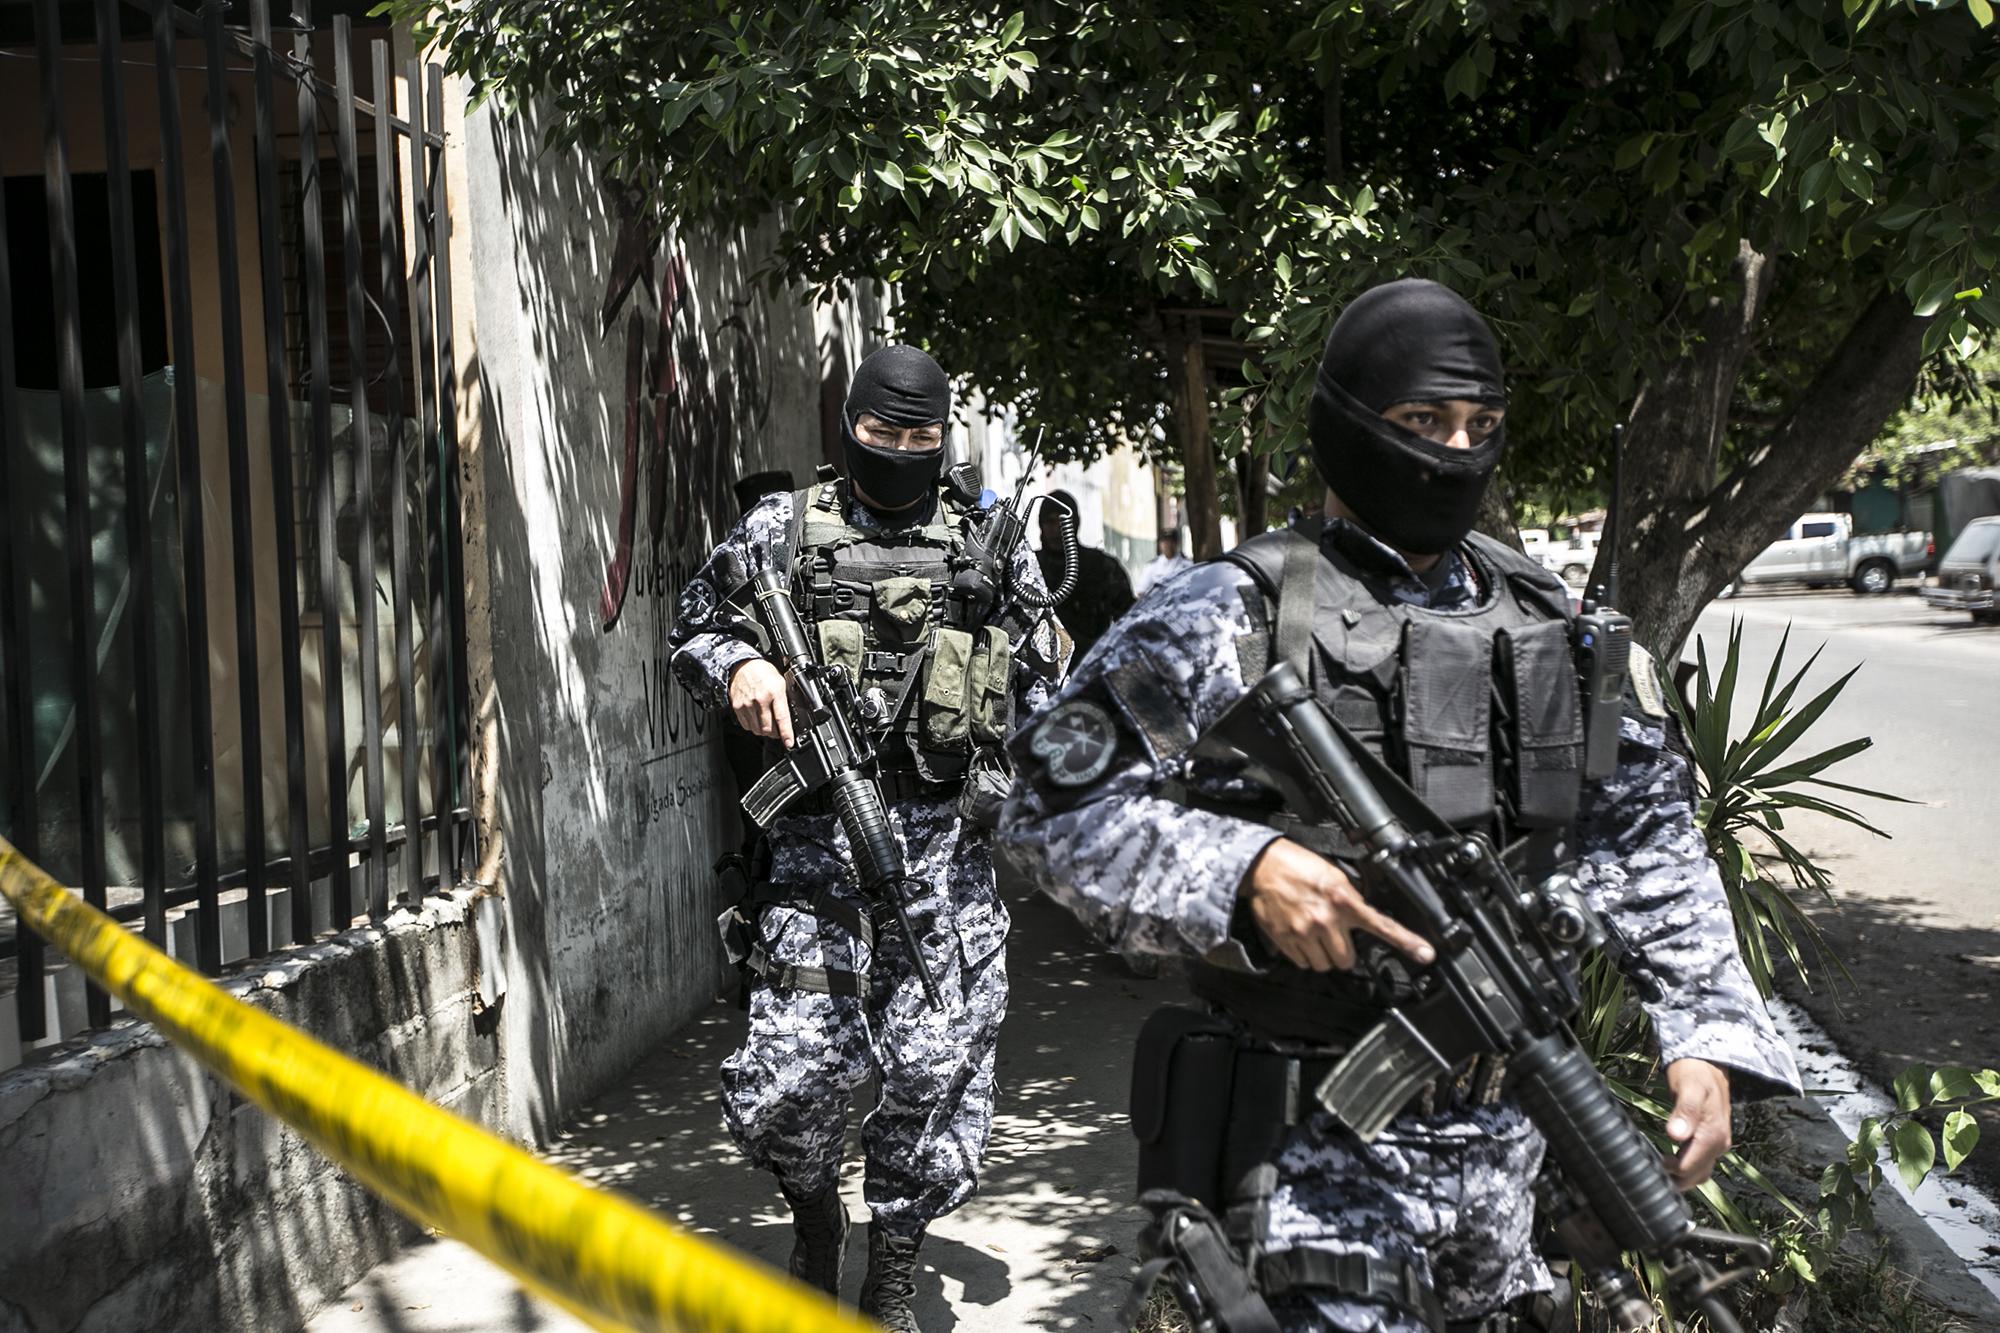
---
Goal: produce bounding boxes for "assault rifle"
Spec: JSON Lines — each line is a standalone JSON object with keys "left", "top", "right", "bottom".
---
{"left": 1195, "top": 662, "right": 1769, "bottom": 1333}
{"left": 737, "top": 555, "right": 943, "bottom": 1011}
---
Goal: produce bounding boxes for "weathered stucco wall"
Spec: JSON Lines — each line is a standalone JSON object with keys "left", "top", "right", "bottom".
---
{"left": 0, "top": 894, "right": 500, "bottom": 1333}
{"left": 462, "top": 104, "right": 844, "bottom": 1139}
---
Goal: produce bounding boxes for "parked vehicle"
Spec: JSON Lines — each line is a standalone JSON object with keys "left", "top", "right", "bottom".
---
{"left": 1721, "top": 512, "right": 1930, "bottom": 596}
{"left": 1922, "top": 516, "right": 2000, "bottom": 624}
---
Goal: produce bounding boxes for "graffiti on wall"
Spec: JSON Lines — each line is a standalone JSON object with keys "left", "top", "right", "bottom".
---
{"left": 590, "top": 193, "right": 778, "bottom": 814}
{"left": 595, "top": 192, "right": 772, "bottom": 634}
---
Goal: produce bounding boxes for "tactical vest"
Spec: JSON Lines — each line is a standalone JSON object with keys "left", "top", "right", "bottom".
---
{"left": 787, "top": 478, "right": 1014, "bottom": 780}
{"left": 1188, "top": 523, "right": 1586, "bottom": 1045}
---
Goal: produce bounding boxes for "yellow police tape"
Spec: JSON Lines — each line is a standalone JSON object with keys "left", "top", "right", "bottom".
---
{"left": 0, "top": 837, "right": 877, "bottom": 1333}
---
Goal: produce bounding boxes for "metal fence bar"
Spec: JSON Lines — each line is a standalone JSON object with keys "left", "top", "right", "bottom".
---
{"left": 373, "top": 40, "right": 421, "bottom": 909}
{"left": 404, "top": 57, "right": 444, "bottom": 896}
{"left": 332, "top": 16, "right": 388, "bottom": 917}
{"left": 201, "top": 0, "right": 270, "bottom": 955}
{"left": 407, "top": 54, "right": 447, "bottom": 897}
{"left": 97, "top": 0, "right": 170, "bottom": 949}
{"left": 249, "top": 0, "right": 314, "bottom": 946}
{"left": 428, "top": 67, "right": 471, "bottom": 885}
{"left": 0, "top": 121, "right": 48, "bottom": 1042}
{"left": 153, "top": 0, "right": 223, "bottom": 973}
{"left": 294, "top": 1, "right": 352, "bottom": 930}
{"left": 37, "top": 0, "right": 114, "bottom": 1028}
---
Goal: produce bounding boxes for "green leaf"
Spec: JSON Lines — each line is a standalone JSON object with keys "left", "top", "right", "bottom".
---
{"left": 1943, "top": 1110, "right": 1980, "bottom": 1171}
{"left": 1275, "top": 253, "right": 1293, "bottom": 282}
{"left": 1202, "top": 110, "right": 1242, "bottom": 140}
{"left": 1893, "top": 1067, "right": 1928, "bottom": 1113}
{"left": 964, "top": 165, "right": 1002, "bottom": 197}
{"left": 1000, "top": 10, "right": 1025, "bottom": 45}
{"left": 1972, "top": 0, "right": 1995, "bottom": 26}
{"left": 1932, "top": 1066, "right": 1984, "bottom": 1102}
{"left": 1798, "top": 159, "right": 1835, "bottom": 209}
{"left": 1914, "top": 277, "right": 1960, "bottom": 318}
{"left": 1892, "top": 1119, "right": 1936, "bottom": 1192}
{"left": 1834, "top": 157, "right": 1874, "bottom": 202}
{"left": 874, "top": 161, "right": 906, "bottom": 191}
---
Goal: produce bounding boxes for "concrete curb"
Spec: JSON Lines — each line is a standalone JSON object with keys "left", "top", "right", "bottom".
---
{"left": 1768, "top": 1095, "right": 2000, "bottom": 1329}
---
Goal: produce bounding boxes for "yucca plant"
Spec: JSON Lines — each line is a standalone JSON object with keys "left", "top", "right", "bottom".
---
{"left": 1669, "top": 616, "right": 1915, "bottom": 999}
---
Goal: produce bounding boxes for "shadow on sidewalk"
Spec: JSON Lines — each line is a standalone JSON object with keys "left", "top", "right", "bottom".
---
{"left": 534, "top": 869, "right": 1184, "bottom": 1331}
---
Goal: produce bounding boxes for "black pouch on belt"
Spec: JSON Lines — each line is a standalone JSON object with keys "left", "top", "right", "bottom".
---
{"left": 1131, "top": 1005, "right": 1239, "bottom": 1208}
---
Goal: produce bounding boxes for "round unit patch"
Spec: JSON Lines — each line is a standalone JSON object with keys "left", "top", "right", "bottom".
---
{"left": 676, "top": 577, "right": 718, "bottom": 624}
{"left": 1028, "top": 699, "right": 1120, "bottom": 788}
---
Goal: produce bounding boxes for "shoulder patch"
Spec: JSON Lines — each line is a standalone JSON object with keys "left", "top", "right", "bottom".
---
{"left": 1629, "top": 645, "right": 1669, "bottom": 720}
{"left": 1026, "top": 699, "right": 1120, "bottom": 788}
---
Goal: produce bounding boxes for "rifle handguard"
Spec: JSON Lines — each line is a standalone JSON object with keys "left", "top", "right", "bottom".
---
{"left": 1509, "top": 1034, "right": 1694, "bottom": 1250}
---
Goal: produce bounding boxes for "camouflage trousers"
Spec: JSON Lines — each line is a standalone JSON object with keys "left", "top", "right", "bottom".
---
{"left": 719, "top": 801, "right": 1010, "bottom": 1236}
{"left": 1260, "top": 1102, "right": 1554, "bottom": 1331}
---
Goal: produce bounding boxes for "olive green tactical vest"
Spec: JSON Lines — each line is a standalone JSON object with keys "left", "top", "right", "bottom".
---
{"left": 1187, "top": 524, "right": 1586, "bottom": 1045}
{"left": 788, "top": 479, "right": 1013, "bottom": 779}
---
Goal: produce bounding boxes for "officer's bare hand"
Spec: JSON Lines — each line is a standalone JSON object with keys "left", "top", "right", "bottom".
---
{"left": 1663, "top": 1058, "right": 1732, "bottom": 1190}
{"left": 1240, "top": 838, "right": 1436, "bottom": 973}
{"left": 727, "top": 659, "right": 794, "bottom": 747}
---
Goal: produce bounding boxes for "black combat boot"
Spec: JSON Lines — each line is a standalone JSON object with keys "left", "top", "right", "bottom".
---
{"left": 857, "top": 1222, "right": 925, "bottom": 1331}
{"left": 781, "top": 1180, "right": 850, "bottom": 1298}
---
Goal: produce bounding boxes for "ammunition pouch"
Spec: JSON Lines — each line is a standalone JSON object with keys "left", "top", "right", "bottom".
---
{"left": 954, "top": 744, "right": 1015, "bottom": 831}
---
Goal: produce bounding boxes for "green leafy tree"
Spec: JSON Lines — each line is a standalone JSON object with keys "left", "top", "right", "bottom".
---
{"left": 402, "top": 0, "right": 2000, "bottom": 656}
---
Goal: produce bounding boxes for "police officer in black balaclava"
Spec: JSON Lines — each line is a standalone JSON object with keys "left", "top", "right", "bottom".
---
{"left": 840, "top": 344, "right": 952, "bottom": 512}
{"left": 1308, "top": 276, "right": 1508, "bottom": 558}
{"left": 667, "top": 343, "right": 1065, "bottom": 1332}
{"left": 998, "top": 277, "right": 1792, "bottom": 1333}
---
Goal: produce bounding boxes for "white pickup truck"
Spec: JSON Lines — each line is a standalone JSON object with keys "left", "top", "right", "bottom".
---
{"left": 1722, "top": 512, "right": 1930, "bottom": 596}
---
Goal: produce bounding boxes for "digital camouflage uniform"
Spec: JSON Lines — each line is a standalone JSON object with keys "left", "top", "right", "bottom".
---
{"left": 996, "top": 519, "right": 1801, "bottom": 1331}
{"left": 671, "top": 486, "right": 1061, "bottom": 1235}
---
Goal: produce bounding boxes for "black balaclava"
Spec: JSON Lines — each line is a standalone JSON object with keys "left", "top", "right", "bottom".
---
{"left": 1307, "top": 278, "right": 1507, "bottom": 555}
{"left": 841, "top": 345, "right": 951, "bottom": 512}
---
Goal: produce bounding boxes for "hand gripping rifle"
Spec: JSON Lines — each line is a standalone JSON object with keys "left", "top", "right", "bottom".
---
{"left": 1196, "top": 662, "right": 1769, "bottom": 1333}
{"left": 737, "top": 555, "right": 944, "bottom": 1010}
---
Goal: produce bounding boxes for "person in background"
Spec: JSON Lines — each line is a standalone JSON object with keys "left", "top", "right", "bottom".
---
{"left": 1134, "top": 530, "right": 1193, "bottom": 597}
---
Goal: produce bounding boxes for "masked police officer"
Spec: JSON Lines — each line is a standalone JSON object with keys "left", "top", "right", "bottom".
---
{"left": 996, "top": 280, "right": 1799, "bottom": 1332}
{"left": 669, "top": 345, "right": 1061, "bottom": 1330}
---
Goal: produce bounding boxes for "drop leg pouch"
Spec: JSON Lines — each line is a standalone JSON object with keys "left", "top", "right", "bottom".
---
{"left": 1130, "top": 1005, "right": 1242, "bottom": 1209}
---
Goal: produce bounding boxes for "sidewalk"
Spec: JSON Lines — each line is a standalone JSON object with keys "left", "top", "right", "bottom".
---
{"left": 306, "top": 878, "right": 1180, "bottom": 1333}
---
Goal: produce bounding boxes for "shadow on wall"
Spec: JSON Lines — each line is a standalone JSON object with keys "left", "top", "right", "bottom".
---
{"left": 467, "top": 100, "right": 834, "bottom": 1145}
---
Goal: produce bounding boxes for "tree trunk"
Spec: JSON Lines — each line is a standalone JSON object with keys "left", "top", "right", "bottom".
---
{"left": 1239, "top": 448, "right": 1270, "bottom": 538}
{"left": 1170, "top": 313, "right": 1225, "bottom": 559}
{"left": 1476, "top": 477, "right": 1524, "bottom": 553}
{"left": 1609, "top": 282, "right": 1931, "bottom": 662}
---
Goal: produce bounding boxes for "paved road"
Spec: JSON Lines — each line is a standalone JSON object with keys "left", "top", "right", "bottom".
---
{"left": 1687, "top": 588, "right": 2000, "bottom": 1190}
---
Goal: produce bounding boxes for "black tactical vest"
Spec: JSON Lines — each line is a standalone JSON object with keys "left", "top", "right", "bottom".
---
{"left": 787, "top": 479, "right": 1014, "bottom": 781}
{"left": 1188, "top": 523, "right": 1586, "bottom": 1045}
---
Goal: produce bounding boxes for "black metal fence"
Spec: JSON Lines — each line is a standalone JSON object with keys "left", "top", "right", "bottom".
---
{"left": 0, "top": 0, "right": 471, "bottom": 1049}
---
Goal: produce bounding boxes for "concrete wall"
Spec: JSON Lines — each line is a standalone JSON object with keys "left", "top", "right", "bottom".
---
{"left": 461, "top": 102, "right": 848, "bottom": 1139}
{"left": 0, "top": 893, "right": 500, "bottom": 1333}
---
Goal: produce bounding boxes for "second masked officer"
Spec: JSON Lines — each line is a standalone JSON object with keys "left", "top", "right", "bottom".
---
{"left": 995, "top": 281, "right": 1800, "bottom": 1332}
{"left": 669, "top": 344, "right": 1063, "bottom": 1331}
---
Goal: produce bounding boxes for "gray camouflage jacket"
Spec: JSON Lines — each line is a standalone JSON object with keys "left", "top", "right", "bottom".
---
{"left": 995, "top": 520, "right": 1801, "bottom": 1098}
